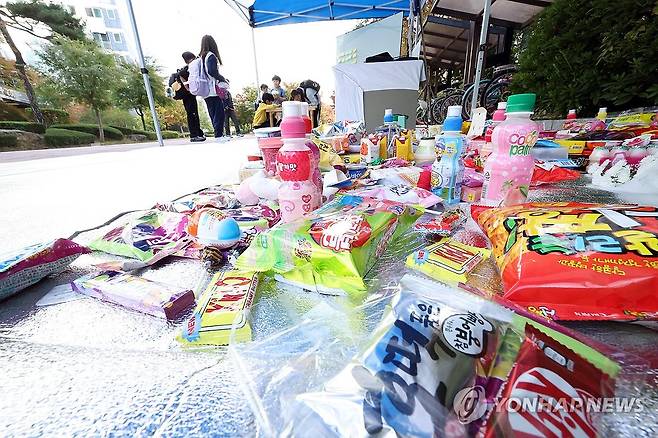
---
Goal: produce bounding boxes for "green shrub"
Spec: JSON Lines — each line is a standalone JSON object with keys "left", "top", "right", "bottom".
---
{"left": 44, "top": 128, "right": 95, "bottom": 147}
{"left": 0, "top": 133, "right": 18, "bottom": 148}
{"left": 161, "top": 130, "right": 180, "bottom": 139}
{"left": 50, "top": 123, "right": 124, "bottom": 140}
{"left": 0, "top": 102, "right": 29, "bottom": 121}
{"left": 110, "top": 125, "right": 158, "bottom": 141}
{"left": 0, "top": 121, "right": 46, "bottom": 133}
{"left": 26, "top": 108, "right": 70, "bottom": 125}
{"left": 145, "top": 132, "right": 157, "bottom": 140}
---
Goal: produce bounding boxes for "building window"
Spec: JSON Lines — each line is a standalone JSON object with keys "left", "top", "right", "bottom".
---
{"left": 93, "top": 8, "right": 102, "bottom": 18}
{"left": 85, "top": 8, "right": 93, "bottom": 17}
{"left": 113, "top": 33, "right": 122, "bottom": 43}
{"left": 106, "top": 9, "right": 116, "bottom": 20}
{"left": 100, "top": 33, "right": 109, "bottom": 42}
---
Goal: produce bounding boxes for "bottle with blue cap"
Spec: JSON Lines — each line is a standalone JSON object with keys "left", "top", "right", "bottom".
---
{"left": 431, "top": 105, "right": 464, "bottom": 205}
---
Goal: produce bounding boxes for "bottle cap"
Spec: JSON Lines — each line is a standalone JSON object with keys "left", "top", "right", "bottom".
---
{"left": 446, "top": 105, "right": 462, "bottom": 118}
{"left": 497, "top": 102, "right": 507, "bottom": 110}
{"left": 384, "top": 109, "right": 393, "bottom": 116}
{"left": 506, "top": 94, "right": 536, "bottom": 113}
{"left": 568, "top": 109, "right": 576, "bottom": 114}
{"left": 599, "top": 107, "right": 607, "bottom": 113}
{"left": 282, "top": 101, "right": 301, "bottom": 118}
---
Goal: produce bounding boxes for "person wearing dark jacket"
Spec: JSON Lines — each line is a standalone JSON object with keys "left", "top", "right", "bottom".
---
{"left": 169, "top": 51, "right": 205, "bottom": 142}
{"left": 199, "top": 35, "right": 228, "bottom": 142}
{"left": 223, "top": 91, "right": 242, "bottom": 136}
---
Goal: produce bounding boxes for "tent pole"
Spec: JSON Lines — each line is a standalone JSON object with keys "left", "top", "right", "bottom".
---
{"left": 470, "top": 0, "right": 491, "bottom": 118}
{"left": 126, "top": 0, "right": 163, "bottom": 146}
{"left": 251, "top": 27, "right": 260, "bottom": 87}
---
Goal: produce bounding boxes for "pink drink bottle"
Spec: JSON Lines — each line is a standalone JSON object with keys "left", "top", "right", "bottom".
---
{"left": 481, "top": 94, "right": 540, "bottom": 206}
{"left": 277, "top": 138, "right": 320, "bottom": 222}
{"left": 305, "top": 139, "right": 323, "bottom": 206}
{"left": 280, "top": 102, "right": 306, "bottom": 139}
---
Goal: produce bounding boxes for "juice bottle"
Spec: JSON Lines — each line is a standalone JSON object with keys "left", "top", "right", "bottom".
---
{"left": 483, "top": 102, "right": 507, "bottom": 158}
{"left": 305, "top": 139, "right": 323, "bottom": 205}
{"left": 300, "top": 102, "right": 313, "bottom": 134}
{"left": 566, "top": 109, "right": 577, "bottom": 120}
{"left": 431, "top": 105, "right": 464, "bottom": 205}
{"left": 481, "top": 94, "right": 540, "bottom": 206}
{"left": 277, "top": 138, "right": 320, "bottom": 222}
{"left": 280, "top": 102, "right": 306, "bottom": 139}
{"left": 596, "top": 107, "right": 607, "bottom": 121}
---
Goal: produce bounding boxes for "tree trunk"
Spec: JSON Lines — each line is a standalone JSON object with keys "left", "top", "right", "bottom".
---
{"left": 137, "top": 108, "right": 146, "bottom": 131}
{"left": 95, "top": 108, "right": 105, "bottom": 143}
{"left": 0, "top": 17, "right": 45, "bottom": 126}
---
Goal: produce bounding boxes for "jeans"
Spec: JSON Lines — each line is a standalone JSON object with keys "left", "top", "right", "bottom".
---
{"left": 224, "top": 108, "right": 241, "bottom": 135}
{"left": 204, "top": 96, "right": 225, "bottom": 137}
{"left": 182, "top": 96, "right": 203, "bottom": 138}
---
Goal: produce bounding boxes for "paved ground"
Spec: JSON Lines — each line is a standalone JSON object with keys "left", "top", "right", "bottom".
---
{"left": 0, "top": 136, "right": 257, "bottom": 251}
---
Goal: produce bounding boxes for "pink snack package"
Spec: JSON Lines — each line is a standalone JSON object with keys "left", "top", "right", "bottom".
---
{"left": 0, "top": 239, "right": 90, "bottom": 301}
{"left": 343, "top": 184, "right": 442, "bottom": 208}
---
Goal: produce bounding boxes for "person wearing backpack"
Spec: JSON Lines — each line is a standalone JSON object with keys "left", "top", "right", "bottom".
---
{"left": 198, "top": 35, "right": 228, "bottom": 142}
{"left": 168, "top": 51, "right": 205, "bottom": 142}
{"left": 300, "top": 79, "right": 321, "bottom": 126}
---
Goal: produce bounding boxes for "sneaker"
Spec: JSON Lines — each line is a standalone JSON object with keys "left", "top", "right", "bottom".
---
{"left": 215, "top": 136, "right": 230, "bottom": 143}
{"left": 190, "top": 136, "right": 206, "bottom": 142}
{"left": 236, "top": 133, "right": 244, "bottom": 137}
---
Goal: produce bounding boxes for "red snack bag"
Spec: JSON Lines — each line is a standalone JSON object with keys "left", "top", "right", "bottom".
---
{"left": 476, "top": 203, "right": 658, "bottom": 320}
{"left": 531, "top": 166, "right": 581, "bottom": 187}
{"left": 486, "top": 326, "right": 615, "bottom": 437}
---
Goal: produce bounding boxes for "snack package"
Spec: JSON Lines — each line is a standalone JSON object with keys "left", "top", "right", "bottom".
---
{"left": 0, "top": 239, "right": 89, "bottom": 301}
{"left": 154, "top": 186, "right": 239, "bottom": 214}
{"left": 294, "top": 275, "right": 518, "bottom": 437}
{"left": 531, "top": 163, "right": 581, "bottom": 186}
{"left": 413, "top": 210, "right": 467, "bottom": 237}
{"left": 407, "top": 238, "right": 491, "bottom": 285}
{"left": 310, "top": 136, "right": 345, "bottom": 170}
{"left": 177, "top": 269, "right": 260, "bottom": 346}
{"left": 72, "top": 270, "right": 195, "bottom": 320}
{"left": 486, "top": 325, "right": 615, "bottom": 437}
{"left": 341, "top": 184, "right": 441, "bottom": 208}
{"left": 89, "top": 210, "right": 190, "bottom": 270}
{"left": 369, "top": 166, "right": 424, "bottom": 187}
{"left": 236, "top": 196, "right": 422, "bottom": 300}
{"left": 475, "top": 203, "right": 658, "bottom": 320}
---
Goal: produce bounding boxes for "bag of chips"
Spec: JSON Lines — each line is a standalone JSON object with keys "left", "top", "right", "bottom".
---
{"left": 236, "top": 196, "right": 422, "bottom": 300}
{"left": 72, "top": 270, "right": 195, "bottom": 320}
{"left": 177, "top": 268, "right": 260, "bottom": 346}
{"left": 474, "top": 203, "right": 658, "bottom": 320}
{"left": 154, "top": 186, "right": 239, "bottom": 214}
{"left": 89, "top": 210, "right": 190, "bottom": 270}
{"left": 0, "top": 239, "right": 89, "bottom": 301}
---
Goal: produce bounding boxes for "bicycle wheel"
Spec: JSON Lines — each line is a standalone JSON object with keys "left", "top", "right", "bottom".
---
{"left": 481, "top": 81, "right": 513, "bottom": 116}
{"left": 461, "top": 80, "right": 490, "bottom": 120}
{"left": 438, "top": 90, "right": 464, "bottom": 122}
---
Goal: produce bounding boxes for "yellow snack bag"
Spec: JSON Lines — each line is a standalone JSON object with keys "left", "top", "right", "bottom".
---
{"left": 406, "top": 237, "right": 491, "bottom": 284}
{"left": 177, "top": 269, "right": 260, "bottom": 346}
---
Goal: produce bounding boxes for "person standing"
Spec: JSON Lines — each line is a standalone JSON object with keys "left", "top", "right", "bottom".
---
{"left": 300, "top": 79, "right": 321, "bottom": 127}
{"left": 223, "top": 90, "right": 242, "bottom": 136}
{"left": 199, "top": 35, "right": 228, "bottom": 142}
{"left": 169, "top": 51, "right": 205, "bottom": 142}
{"left": 270, "top": 75, "right": 286, "bottom": 104}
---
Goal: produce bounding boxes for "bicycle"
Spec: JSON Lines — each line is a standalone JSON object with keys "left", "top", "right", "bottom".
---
{"left": 480, "top": 64, "right": 517, "bottom": 116}
{"left": 461, "top": 79, "right": 491, "bottom": 120}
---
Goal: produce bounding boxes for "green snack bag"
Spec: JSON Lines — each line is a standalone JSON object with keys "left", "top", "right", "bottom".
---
{"left": 236, "top": 196, "right": 422, "bottom": 301}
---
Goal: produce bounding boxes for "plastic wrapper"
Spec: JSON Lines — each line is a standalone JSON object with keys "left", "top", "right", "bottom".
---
{"left": 177, "top": 269, "right": 260, "bottom": 346}
{"left": 89, "top": 210, "right": 190, "bottom": 270}
{"left": 231, "top": 275, "right": 621, "bottom": 437}
{"left": 340, "top": 184, "right": 441, "bottom": 208}
{"left": 531, "top": 163, "right": 581, "bottom": 186}
{"left": 236, "top": 196, "right": 422, "bottom": 300}
{"left": 474, "top": 202, "right": 658, "bottom": 320}
{"left": 406, "top": 237, "right": 492, "bottom": 285}
{"left": 369, "top": 166, "right": 423, "bottom": 187}
{"left": 72, "top": 270, "right": 195, "bottom": 320}
{"left": 413, "top": 210, "right": 467, "bottom": 237}
{"left": 153, "top": 186, "right": 239, "bottom": 214}
{"left": 0, "top": 239, "right": 90, "bottom": 301}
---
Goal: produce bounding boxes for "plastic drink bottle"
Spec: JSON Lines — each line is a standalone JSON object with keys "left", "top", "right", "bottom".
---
{"left": 384, "top": 108, "right": 395, "bottom": 125}
{"left": 596, "top": 107, "right": 607, "bottom": 121}
{"left": 305, "top": 139, "right": 323, "bottom": 205}
{"left": 483, "top": 102, "right": 507, "bottom": 158}
{"left": 567, "top": 109, "right": 577, "bottom": 120}
{"left": 414, "top": 138, "right": 436, "bottom": 166}
{"left": 280, "top": 102, "right": 306, "bottom": 139}
{"left": 277, "top": 138, "right": 320, "bottom": 222}
{"left": 300, "top": 102, "right": 312, "bottom": 134}
{"left": 481, "top": 94, "right": 540, "bottom": 206}
{"left": 431, "top": 105, "right": 464, "bottom": 205}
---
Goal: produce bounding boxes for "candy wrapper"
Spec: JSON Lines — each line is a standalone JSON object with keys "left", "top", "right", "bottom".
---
{"left": 369, "top": 166, "right": 424, "bottom": 187}
{"left": 177, "top": 269, "right": 260, "bottom": 346}
{"left": 485, "top": 325, "right": 615, "bottom": 437}
{"left": 406, "top": 238, "right": 491, "bottom": 285}
{"left": 340, "top": 184, "right": 441, "bottom": 208}
{"left": 0, "top": 239, "right": 90, "bottom": 301}
{"left": 413, "top": 209, "right": 467, "bottom": 237}
{"left": 154, "top": 186, "right": 239, "bottom": 214}
{"left": 89, "top": 210, "right": 190, "bottom": 270}
{"left": 474, "top": 203, "right": 658, "bottom": 320}
{"left": 72, "top": 270, "right": 195, "bottom": 320}
{"left": 236, "top": 196, "right": 422, "bottom": 300}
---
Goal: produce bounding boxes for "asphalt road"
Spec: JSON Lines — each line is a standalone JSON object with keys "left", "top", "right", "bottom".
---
{"left": 0, "top": 137, "right": 256, "bottom": 252}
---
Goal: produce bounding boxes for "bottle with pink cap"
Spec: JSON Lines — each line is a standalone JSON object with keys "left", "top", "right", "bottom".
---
{"left": 280, "top": 101, "right": 306, "bottom": 139}
{"left": 277, "top": 138, "right": 321, "bottom": 222}
{"left": 482, "top": 102, "right": 507, "bottom": 157}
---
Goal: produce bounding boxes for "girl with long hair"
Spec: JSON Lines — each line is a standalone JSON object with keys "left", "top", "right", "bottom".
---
{"left": 199, "top": 35, "right": 228, "bottom": 141}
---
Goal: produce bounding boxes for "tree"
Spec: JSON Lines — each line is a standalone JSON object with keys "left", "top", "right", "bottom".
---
{"left": 233, "top": 85, "right": 257, "bottom": 133}
{"left": 115, "top": 60, "right": 170, "bottom": 130}
{"left": 37, "top": 36, "right": 118, "bottom": 142}
{"left": 145, "top": 104, "right": 188, "bottom": 132}
{"left": 512, "top": 0, "right": 658, "bottom": 117}
{"left": 0, "top": 0, "right": 85, "bottom": 125}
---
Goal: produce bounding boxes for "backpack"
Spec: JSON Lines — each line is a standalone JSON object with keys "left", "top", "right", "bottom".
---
{"left": 300, "top": 79, "right": 320, "bottom": 93}
{"left": 187, "top": 57, "right": 211, "bottom": 97}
